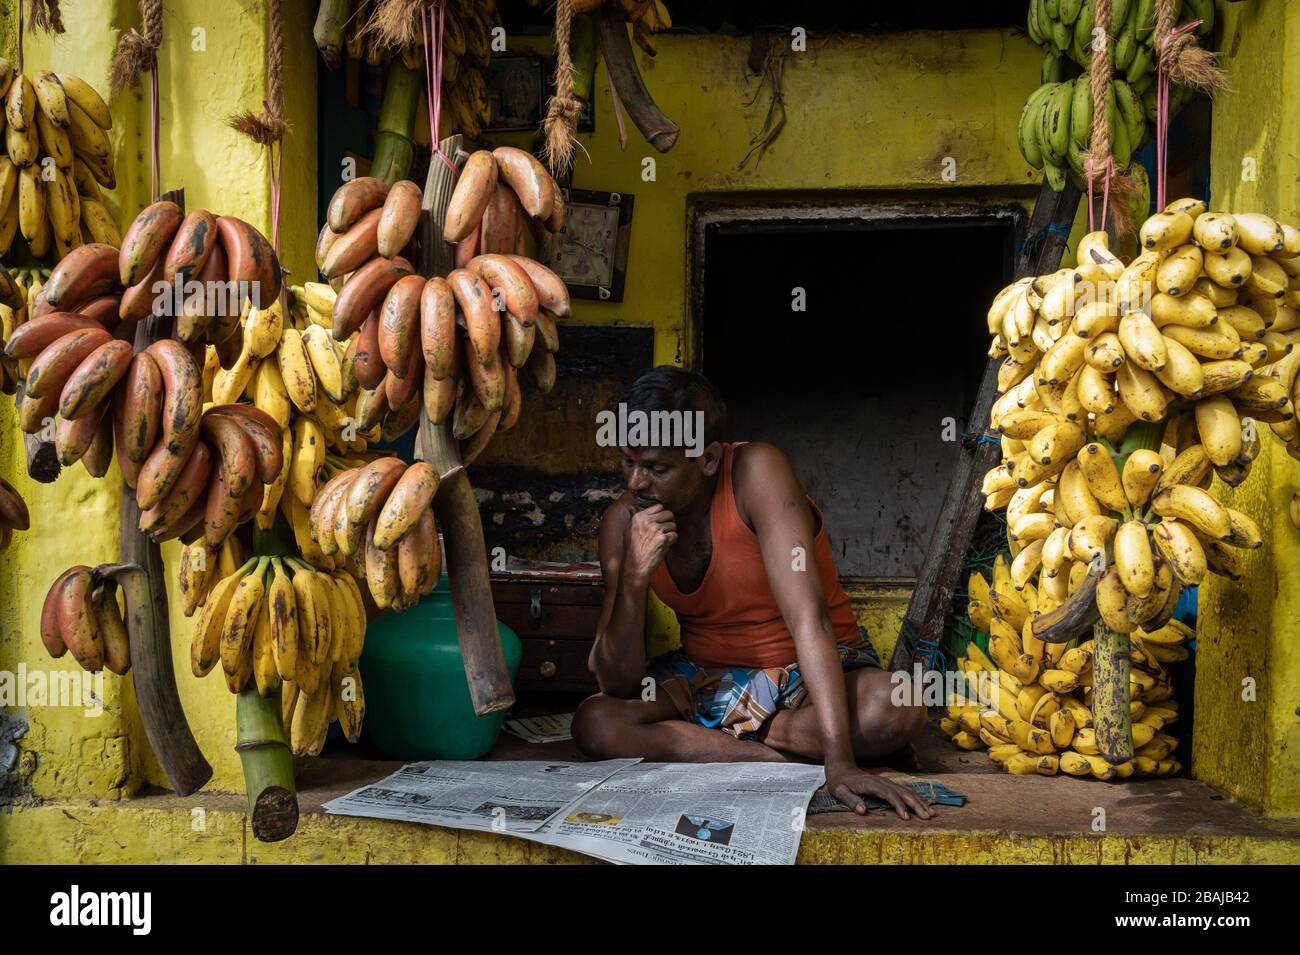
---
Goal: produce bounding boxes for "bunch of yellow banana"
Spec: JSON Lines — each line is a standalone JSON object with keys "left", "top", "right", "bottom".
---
{"left": 0, "top": 266, "right": 49, "bottom": 393}
{"left": 284, "top": 281, "right": 426, "bottom": 450}
{"left": 944, "top": 558, "right": 1188, "bottom": 779}
{"left": 186, "top": 549, "right": 367, "bottom": 751}
{"left": 987, "top": 202, "right": 1300, "bottom": 486}
{"left": 989, "top": 419, "right": 1262, "bottom": 627}
{"left": 0, "top": 59, "right": 119, "bottom": 262}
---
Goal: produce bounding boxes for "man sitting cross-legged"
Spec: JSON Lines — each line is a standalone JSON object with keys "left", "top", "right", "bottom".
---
{"left": 572, "top": 367, "right": 933, "bottom": 820}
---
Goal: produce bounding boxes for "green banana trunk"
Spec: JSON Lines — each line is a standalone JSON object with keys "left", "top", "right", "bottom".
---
{"left": 1093, "top": 419, "right": 1166, "bottom": 765}
{"left": 314, "top": 0, "right": 353, "bottom": 72}
{"left": 371, "top": 61, "right": 421, "bottom": 185}
{"left": 236, "top": 684, "right": 299, "bottom": 842}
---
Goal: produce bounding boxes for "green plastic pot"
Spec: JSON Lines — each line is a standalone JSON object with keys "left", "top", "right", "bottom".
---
{"left": 359, "top": 572, "right": 521, "bottom": 760}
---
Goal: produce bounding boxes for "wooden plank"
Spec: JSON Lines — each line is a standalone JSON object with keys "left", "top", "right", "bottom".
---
{"left": 889, "top": 180, "right": 1082, "bottom": 672}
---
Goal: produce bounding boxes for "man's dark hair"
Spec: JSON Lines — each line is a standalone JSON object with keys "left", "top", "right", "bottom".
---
{"left": 621, "top": 366, "right": 728, "bottom": 448}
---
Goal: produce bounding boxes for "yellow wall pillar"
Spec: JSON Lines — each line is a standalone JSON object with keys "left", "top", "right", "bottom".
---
{"left": 0, "top": 0, "right": 315, "bottom": 800}
{"left": 1198, "top": 0, "right": 1300, "bottom": 817}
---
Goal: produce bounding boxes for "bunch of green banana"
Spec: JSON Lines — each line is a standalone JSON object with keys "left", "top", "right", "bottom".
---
{"left": 1017, "top": 74, "right": 1149, "bottom": 189}
{"left": 943, "top": 556, "right": 1188, "bottom": 779}
{"left": 0, "top": 59, "right": 119, "bottom": 262}
{"left": 1020, "top": 0, "right": 1218, "bottom": 190}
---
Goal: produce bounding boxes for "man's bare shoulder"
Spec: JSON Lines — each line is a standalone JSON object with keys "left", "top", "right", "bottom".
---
{"left": 732, "top": 442, "right": 805, "bottom": 520}
{"left": 598, "top": 492, "right": 638, "bottom": 547}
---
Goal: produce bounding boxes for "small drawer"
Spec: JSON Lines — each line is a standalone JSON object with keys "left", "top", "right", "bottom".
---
{"left": 515, "top": 636, "right": 598, "bottom": 694}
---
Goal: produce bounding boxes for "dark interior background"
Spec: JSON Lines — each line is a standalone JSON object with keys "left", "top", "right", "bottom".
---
{"left": 700, "top": 218, "right": 1015, "bottom": 580}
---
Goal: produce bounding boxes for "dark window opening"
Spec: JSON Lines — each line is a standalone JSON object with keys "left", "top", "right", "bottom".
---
{"left": 699, "top": 214, "right": 1019, "bottom": 580}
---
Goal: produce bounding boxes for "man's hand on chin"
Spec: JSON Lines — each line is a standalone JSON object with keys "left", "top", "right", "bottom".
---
{"left": 623, "top": 503, "right": 678, "bottom": 585}
{"left": 826, "top": 763, "right": 936, "bottom": 821}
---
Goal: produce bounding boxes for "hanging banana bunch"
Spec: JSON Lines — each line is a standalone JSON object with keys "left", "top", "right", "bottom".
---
{"left": 948, "top": 198, "right": 1300, "bottom": 777}
{"left": 1018, "top": 0, "right": 1220, "bottom": 191}
{"left": 0, "top": 59, "right": 119, "bottom": 261}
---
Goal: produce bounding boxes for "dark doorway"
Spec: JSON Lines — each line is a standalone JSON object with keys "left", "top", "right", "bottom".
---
{"left": 697, "top": 207, "right": 1021, "bottom": 581}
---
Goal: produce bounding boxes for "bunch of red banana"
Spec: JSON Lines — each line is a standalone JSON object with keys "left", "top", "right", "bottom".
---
{"left": 0, "top": 475, "right": 29, "bottom": 551}
{"left": 309, "top": 456, "right": 442, "bottom": 610}
{"left": 313, "top": 176, "right": 425, "bottom": 443}
{"left": 133, "top": 403, "right": 285, "bottom": 550}
{"left": 316, "top": 158, "right": 564, "bottom": 464}
{"left": 38, "top": 565, "right": 130, "bottom": 674}
{"left": 114, "top": 199, "right": 282, "bottom": 365}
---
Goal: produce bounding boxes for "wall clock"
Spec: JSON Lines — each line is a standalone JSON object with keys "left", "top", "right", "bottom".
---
{"left": 543, "top": 188, "right": 634, "bottom": 302}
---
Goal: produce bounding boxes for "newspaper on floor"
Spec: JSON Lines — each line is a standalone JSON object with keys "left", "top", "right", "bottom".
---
{"left": 503, "top": 713, "right": 574, "bottom": 743}
{"left": 322, "top": 758, "right": 639, "bottom": 834}
{"left": 516, "top": 762, "right": 826, "bottom": 865}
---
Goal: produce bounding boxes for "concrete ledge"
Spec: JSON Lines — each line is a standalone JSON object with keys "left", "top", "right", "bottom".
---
{"left": 4, "top": 758, "right": 1298, "bottom": 865}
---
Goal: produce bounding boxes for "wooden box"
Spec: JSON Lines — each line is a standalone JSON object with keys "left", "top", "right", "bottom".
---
{"left": 491, "top": 567, "right": 603, "bottom": 694}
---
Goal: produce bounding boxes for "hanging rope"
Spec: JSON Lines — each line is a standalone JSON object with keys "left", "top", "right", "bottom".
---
{"left": 1153, "top": 0, "right": 1226, "bottom": 211}
{"left": 225, "top": 1, "right": 287, "bottom": 257}
{"left": 1084, "top": 0, "right": 1135, "bottom": 238}
{"left": 27, "top": 1, "right": 64, "bottom": 36}
{"left": 1154, "top": 0, "right": 1227, "bottom": 92}
{"left": 229, "top": 0, "right": 287, "bottom": 145}
{"left": 542, "top": 0, "right": 583, "bottom": 177}
{"left": 110, "top": 0, "right": 162, "bottom": 96}
{"left": 111, "top": 0, "right": 164, "bottom": 202}
{"left": 366, "top": 0, "right": 425, "bottom": 52}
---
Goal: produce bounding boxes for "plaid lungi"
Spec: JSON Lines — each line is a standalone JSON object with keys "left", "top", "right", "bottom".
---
{"left": 646, "top": 627, "right": 882, "bottom": 741}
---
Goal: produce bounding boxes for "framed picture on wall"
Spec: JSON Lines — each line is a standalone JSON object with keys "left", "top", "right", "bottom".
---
{"left": 543, "top": 188, "right": 634, "bottom": 302}
{"left": 485, "top": 55, "right": 596, "bottom": 134}
{"left": 485, "top": 57, "right": 544, "bottom": 132}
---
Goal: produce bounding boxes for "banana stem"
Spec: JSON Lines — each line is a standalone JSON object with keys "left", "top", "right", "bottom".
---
{"left": 235, "top": 685, "right": 299, "bottom": 842}
{"left": 1091, "top": 619, "right": 1134, "bottom": 763}
{"left": 1093, "top": 417, "right": 1165, "bottom": 763}
{"left": 371, "top": 61, "right": 421, "bottom": 185}
{"left": 313, "top": 0, "right": 353, "bottom": 71}
{"left": 253, "top": 509, "right": 297, "bottom": 558}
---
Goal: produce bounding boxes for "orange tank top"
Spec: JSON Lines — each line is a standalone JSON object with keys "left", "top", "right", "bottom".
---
{"left": 649, "top": 442, "right": 860, "bottom": 669}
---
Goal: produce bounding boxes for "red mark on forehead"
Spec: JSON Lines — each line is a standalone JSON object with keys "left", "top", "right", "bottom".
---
{"left": 623, "top": 448, "right": 644, "bottom": 462}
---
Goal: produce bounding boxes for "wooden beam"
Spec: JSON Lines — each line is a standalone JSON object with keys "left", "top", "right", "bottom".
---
{"left": 889, "top": 180, "right": 1082, "bottom": 673}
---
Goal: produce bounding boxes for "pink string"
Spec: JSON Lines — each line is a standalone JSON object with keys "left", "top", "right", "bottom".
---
{"left": 422, "top": 3, "right": 460, "bottom": 177}
{"left": 1155, "top": 20, "right": 1202, "bottom": 211}
{"left": 269, "top": 141, "right": 283, "bottom": 254}
{"left": 1085, "top": 155, "right": 1114, "bottom": 234}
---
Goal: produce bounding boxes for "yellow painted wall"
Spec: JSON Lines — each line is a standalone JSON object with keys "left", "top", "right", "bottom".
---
{"left": 0, "top": 0, "right": 316, "bottom": 799}
{"left": 1195, "top": 0, "right": 1300, "bottom": 817}
{"left": 499, "top": 30, "right": 1045, "bottom": 362}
